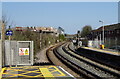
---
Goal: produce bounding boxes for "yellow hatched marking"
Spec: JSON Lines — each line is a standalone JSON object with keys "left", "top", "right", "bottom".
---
{"left": 0, "top": 68, "right": 6, "bottom": 79}
{"left": 2, "top": 67, "right": 44, "bottom": 78}
{"left": 8, "top": 74, "right": 43, "bottom": 78}
{"left": 51, "top": 66, "right": 66, "bottom": 76}
{"left": 39, "top": 68, "right": 55, "bottom": 78}
{"left": 20, "top": 70, "right": 41, "bottom": 75}
{"left": 18, "top": 74, "right": 43, "bottom": 77}
{"left": 10, "top": 66, "right": 23, "bottom": 68}
{"left": 7, "top": 75, "right": 18, "bottom": 77}
{"left": 7, "top": 73, "right": 43, "bottom": 78}
{"left": 2, "top": 66, "right": 67, "bottom": 78}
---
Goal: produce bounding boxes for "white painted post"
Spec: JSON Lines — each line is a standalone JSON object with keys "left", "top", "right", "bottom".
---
{"left": 100, "top": 34, "right": 101, "bottom": 45}
{"left": 9, "top": 36, "right": 12, "bottom": 67}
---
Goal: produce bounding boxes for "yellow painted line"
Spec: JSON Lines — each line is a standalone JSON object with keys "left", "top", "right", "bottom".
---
{"left": 1, "top": 66, "right": 67, "bottom": 78}
{"left": 0, "top": 68, "right": 6, "bottom": 79}
{"left": 53, "top": 66, "right": 66, "bottom": 76}
{"left": 83, "top": 47, "right": 119, "bottom": 55}
{"left": 39, "top": 68, "right": 55, "bottom": 78}
{"left": 47, "top": 66, "right": 66, "bottom": 76}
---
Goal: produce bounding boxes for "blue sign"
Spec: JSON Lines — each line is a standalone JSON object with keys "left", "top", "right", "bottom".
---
{"left": 6, "top": 30, "right": 13, "bottom": 36}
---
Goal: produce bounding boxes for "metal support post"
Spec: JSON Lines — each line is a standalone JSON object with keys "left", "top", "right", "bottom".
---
{"left": 99, "top": 20, "right": 104, "bottom": 45}
{"left": 40, "top": 32, "right": 42, "bottom": 49}
{"left": 100, "top": 34, "right": 101, "bottom": 45}
{"left": 1, "top": 21, "right": 5, "bottom": 67}
{"left": 9, "top": 35, "right": 12, "bottom": 67}
{"left": 102, "top": 22, "right": 104, "bottom": 45}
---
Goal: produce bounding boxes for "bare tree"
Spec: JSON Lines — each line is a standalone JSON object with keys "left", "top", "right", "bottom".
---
{"left": 2, "top": 13, "right": 11, "bottom": 28}
{"left": 1, "top": 14, "right": 10, "bottom": 66}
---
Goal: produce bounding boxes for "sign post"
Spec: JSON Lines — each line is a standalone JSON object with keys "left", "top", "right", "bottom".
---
{"left": 6, "top": 26, "right": 13, "bottom": 67}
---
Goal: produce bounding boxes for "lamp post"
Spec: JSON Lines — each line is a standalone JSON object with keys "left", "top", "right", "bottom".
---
{"left": 99, "top": 20, "right": 104, "bottom": 45}
{"left": 0, "top": 21, "right": 2, "bottom": 69}
{"left": 39, "top": 30, "right": 42, "bottom": 49}
{"left": 1, "top": 21, "right": 5, "bottom": 67}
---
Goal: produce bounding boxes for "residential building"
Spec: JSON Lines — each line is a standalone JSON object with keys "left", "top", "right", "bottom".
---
{"left": 12, "top": 26, "right": 59, "bottom": 36}
{"left": 87, "top": 23, "right": 120, "bottom": 48}
{"left": 57, "top": 27, "right": 64, "bottom": 35}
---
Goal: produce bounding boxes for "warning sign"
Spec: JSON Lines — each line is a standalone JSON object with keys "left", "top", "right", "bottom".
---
{"left": 19, "top": 48, "right": 29, "bottom": 56}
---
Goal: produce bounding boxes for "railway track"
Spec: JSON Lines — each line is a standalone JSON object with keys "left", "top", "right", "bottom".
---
{"left": 46, "top": 42, "right": 81, "bottom": 78}
{"left": 68, "top": 43, "right": 120, "bottom": 74}
{"left": 73, "top": 45, "right": 120, "bottom": 71}
{"left": 53, "top": 42, "right": 120, "bottom": 79}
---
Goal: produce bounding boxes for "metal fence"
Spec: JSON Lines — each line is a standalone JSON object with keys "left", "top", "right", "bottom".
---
{"left": 87, "top": 37, "right": 120, "bottom": 48}
{"left": 105, "top": 37, "right": 120, "bottom": 48}
{"left": 5, "top": 41, "right": 33, "bottom": 66}
{"left": 88, "top": 39, "right": 100, "bottom": 48}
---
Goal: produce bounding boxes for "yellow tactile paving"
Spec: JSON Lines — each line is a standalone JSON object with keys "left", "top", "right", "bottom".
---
{"left": 83, "top": 47, "right": 120, "bottom": 56}
{"left": 40, "top": 68, "right": 54, "bottom": 77}
{"left": 0, "top": 66, "right": 69, "bottom": 78}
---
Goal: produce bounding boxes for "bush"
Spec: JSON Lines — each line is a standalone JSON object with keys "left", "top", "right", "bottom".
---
{"left": 9, "top": 30, "right": 63, "bottom": 56}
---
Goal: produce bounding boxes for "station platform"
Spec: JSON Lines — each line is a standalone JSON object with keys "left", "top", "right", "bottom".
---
{"left": 82, "top": 47, "right": 120, "bottom": 56}
{"left": 0, "top": 66, "right": 74, "bottom": 79}
{"left": 77, "top": 46, "right": 120, "bottom": 70}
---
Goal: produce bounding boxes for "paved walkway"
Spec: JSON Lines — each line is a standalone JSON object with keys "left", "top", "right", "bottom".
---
{"left": 35, "top": 46, "right": 52, "bottom": 63}
{"left": 1, "top": 66, "right": 73, "bottom": 78}
{"left": 83, "top": 47, "right": 120, "bottom": 56}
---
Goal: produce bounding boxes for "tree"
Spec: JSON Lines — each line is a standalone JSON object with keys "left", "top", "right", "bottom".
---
{"left": 1, "top": 14, "right": 9, "bottom": 67}
{"left": 81, "top": 25, "right": 92, "bottom": 37}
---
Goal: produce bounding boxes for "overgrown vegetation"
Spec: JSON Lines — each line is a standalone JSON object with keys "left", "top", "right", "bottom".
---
{"left": 5, "top": 30, "right": 66, "bottom": 55}
{"left": 59, "top": 34, "right": 66, "bottom": 42}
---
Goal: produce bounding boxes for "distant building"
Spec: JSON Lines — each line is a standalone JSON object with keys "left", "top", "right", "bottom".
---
{"left": 14, "top": 27, "right": 36, "bottom": 31}
{"left": 26, "top": 27, "right": 37, "bottom": 31}
{"left": 57, "top": 27, "right": 64, "bottom": 35}
{"left": 87, "top": 23, "right": 120, "bottom": 40}
{"left": 15, "top": 27, "right": 23, "bottom": 31}
{"left": 87, "top": 23, "right": 120, "bottom": 47}
{"left": 13, "top": 26, "right": 59, "bottom": 36}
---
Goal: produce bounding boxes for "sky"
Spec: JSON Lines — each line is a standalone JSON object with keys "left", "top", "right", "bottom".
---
{"left": 118, "top": 2, "right": 120, "bottom": 23}
{"left": 1, "top": 0, "right": 120, "bottom": 2}
{"left": 2, "top": 2, "right": 118, "bottom": 34}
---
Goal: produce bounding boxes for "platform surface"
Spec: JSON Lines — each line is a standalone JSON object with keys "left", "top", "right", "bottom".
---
{"left": 0, "top": 66, "right": 74, "bottom": 79}
{"left": 83, "top": 47, "right": 120, "bottom": 56}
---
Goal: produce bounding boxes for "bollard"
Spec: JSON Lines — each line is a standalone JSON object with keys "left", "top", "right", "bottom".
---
{"left": 100, "top": 44, "right": 104, "bottom": 49}
{"left": 101, "top": 45, "right": 104, "bottom": 49}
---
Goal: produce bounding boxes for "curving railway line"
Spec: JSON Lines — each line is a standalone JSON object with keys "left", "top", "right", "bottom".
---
{"left": 51, "top": 42, "right": 120, "bottom": 79}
